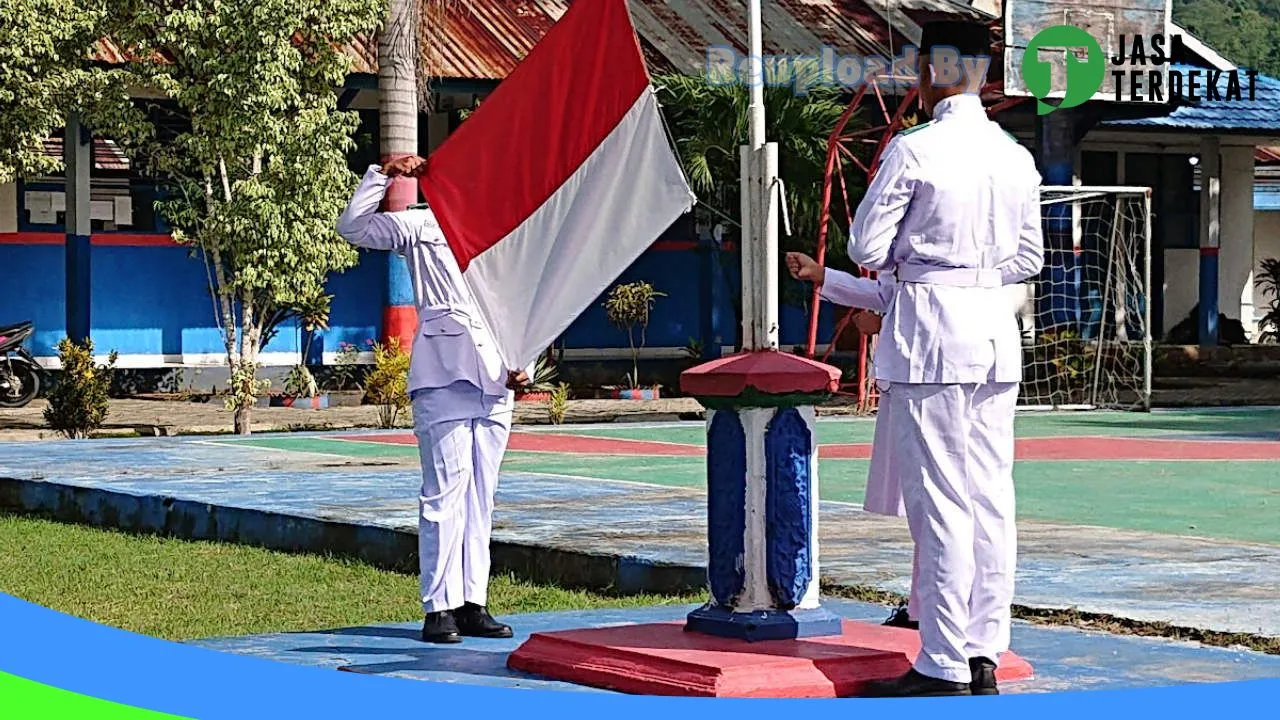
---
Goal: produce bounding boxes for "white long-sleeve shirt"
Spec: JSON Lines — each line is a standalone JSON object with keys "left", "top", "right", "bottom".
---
{"left": 336, "top": 165, "right": 516, "bottom": 408}
{"left": 847, "top": 93, "right": 1045, "bottom": 384}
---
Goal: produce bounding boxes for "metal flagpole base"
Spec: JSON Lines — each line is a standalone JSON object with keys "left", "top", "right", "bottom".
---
{"left": 684, "top": 603, "right": 843, "bottom": 642}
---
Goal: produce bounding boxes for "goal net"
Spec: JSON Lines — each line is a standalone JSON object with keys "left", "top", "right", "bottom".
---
{"left": 1017, "top": 186, "right": 1153, "bottom": 411}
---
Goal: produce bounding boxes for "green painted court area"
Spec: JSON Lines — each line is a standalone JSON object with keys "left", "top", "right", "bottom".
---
{"left": 227, "top": 408, "right": 1280, "bottom": 546}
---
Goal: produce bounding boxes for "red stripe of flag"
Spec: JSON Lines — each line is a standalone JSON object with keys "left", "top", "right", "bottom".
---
{"left": 419, "top": 0, "right": 651, "bottom": 271}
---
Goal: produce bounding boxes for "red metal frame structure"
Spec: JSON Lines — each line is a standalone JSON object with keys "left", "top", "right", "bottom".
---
{"left": 803, "top": 27, "right": 1028, "bottom": 410}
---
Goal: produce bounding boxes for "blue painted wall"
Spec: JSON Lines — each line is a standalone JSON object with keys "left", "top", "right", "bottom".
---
{"left": 0, "top": 242, "right": 387, "bottom": 359}
{"left": 1, "top": 239, "right": 839, "bottom": 362}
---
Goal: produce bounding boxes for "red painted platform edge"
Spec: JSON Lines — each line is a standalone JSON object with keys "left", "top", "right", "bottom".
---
{"left": 506, "top": 621, "right": 1033, "bottom": 698}
{"left": 680, "top": 350, "right": 841, "bottom": 397}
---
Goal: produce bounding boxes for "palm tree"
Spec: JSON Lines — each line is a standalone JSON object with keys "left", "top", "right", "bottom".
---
{"left": 378, "top": 0, "right": 419, "bottom": 207}
{"left": 655, "top": 61, "right": 860, "bottom": 265}
{"left": 655, "top": 61, "right": 861, "bottom": 326}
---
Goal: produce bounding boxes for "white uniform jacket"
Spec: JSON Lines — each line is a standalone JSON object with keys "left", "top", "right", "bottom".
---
{"left": 336, "top": 166, "right": 521, "bottom": 406}
{"left": 847, "top": 93, "right": 1045, "bottom": 385}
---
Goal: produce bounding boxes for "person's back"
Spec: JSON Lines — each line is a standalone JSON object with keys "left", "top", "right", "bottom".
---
{"left": 854, "top": 19, "right": 1046, "bottom": 700}
{"left": 848, "top": 93, "right": 1043, "bottom": 385}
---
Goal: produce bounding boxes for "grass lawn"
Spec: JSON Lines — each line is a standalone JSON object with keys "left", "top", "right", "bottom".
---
{"left": 0, "top": 513, "right": 698, "bottom": 641}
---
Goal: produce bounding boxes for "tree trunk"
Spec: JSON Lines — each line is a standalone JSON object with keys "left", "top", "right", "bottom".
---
{"left": 379, "top": 0, "right": 418, "bottom": 189}
{"left": 236, "top": 290, "right": 261, "bottom": 436}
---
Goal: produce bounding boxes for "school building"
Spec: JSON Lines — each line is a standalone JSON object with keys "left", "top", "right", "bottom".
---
{"left": 2, "top": 1, "right": 1278, "bottom": 373}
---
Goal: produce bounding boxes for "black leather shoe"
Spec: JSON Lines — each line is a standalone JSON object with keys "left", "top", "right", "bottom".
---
{"left": 421, "top": 611, "right": 462, "bottom": 644}
{"left": 969, "top": 657, "right": 998, "bottom": 696}
{"left": 455, "top": 602, "right": 513, "bottom": 638}
{"left": 859, "top": 669, "right": 972, "bottom": 698}
{"left": 882, "top": 604, "right": 920, "bottom": 630}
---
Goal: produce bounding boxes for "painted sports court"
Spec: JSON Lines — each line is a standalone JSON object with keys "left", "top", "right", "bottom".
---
{"left": 2, "top": 406, "right": 1278, "bottom": 693}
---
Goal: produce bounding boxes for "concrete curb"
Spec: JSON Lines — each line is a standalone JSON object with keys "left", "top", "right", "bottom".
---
{"left": 0, "top": 477, "right": 707, "bottom": 596}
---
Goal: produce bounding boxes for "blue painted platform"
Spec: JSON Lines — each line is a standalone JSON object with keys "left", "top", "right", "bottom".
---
{"left": 1, "top": 431, "right": 1279, "bottom": 637}
{"left": 189, "top": 599, "right": 1280, "bottom": 694}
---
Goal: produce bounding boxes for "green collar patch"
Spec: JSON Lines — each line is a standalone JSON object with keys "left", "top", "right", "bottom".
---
{"left": 897, "top": 120, "right": 934, "bottom": 137}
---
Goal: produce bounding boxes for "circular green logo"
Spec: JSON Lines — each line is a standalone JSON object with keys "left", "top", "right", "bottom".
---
{"left": 1022, "top": 25, "right": 1105, "bottom": 115}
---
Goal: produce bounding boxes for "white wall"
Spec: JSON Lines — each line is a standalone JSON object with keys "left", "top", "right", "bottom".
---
{"left": 1220, "top": 147, "right": 1256, "bottom": 333}
{"left": 1254, "top": 211, "right": 1280, "bottom": 332}
{"left": 0, "top": 181, "right": 16, "bottom": 232}
{"left": 1164, "top": 248, "right": 1200, "bottom": 331}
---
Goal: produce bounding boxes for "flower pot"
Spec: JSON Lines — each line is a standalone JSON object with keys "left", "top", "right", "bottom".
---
{"left": 606, "top": 387, "right": 661, "bottom": 400}
{"left": 516, "top": 390, "right": 553, "bottom": 403}
{"left": 325, "top": 390, "right": 365, "bottom": 407}
{"left": 261, "top": 394, "right": 330, "bottom": 409}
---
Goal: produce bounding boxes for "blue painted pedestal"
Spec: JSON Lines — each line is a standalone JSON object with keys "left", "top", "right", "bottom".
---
{"left": 680, "top": 351, "right": 844, "bottom": 642}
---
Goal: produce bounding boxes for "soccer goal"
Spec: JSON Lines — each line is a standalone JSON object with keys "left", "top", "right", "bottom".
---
{"left": 1017, "top": 186, "right": 1154, "bottom": 411}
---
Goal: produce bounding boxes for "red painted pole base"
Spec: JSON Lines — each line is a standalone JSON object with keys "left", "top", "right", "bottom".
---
{"left": 507, "top": 619, "right": 1033, "bottom": 697}
{"left": 381, "top": 305, "right": 417, "bottom": 352}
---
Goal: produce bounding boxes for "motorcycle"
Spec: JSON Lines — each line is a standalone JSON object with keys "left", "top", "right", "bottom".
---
{"left": 0, "top": 321, "right": 41, "bottom": 408}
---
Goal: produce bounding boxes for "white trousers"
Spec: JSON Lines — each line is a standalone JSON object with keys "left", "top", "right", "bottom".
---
{"left": 411, "top": 390, "right": 511, "bottom": 613}
{"left": 888, "top": 381, "right": 1019, "bottom": 684}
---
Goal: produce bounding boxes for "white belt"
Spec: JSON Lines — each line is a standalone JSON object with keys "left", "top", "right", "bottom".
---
{"left": 422, "top": 305, "right": 484, "bottom": 329}
{"left": 896, "top": 265, "right": 1001, "bottom": 288}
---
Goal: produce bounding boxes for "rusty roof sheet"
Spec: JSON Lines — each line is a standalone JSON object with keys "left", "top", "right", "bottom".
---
{"left": 89, "top": 0, "right": 986, "bottom": 82}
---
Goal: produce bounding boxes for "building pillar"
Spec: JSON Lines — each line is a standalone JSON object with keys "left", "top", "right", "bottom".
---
{"left": 1220, "top": 145, "right": 1256, "bottom": 338}
{"left": 379, "top": 156, "right": 419, "bottom": 352}
{"left": 698, "top": 224, "right": 725, "bottom": 360}
{"left": 64, "top": 115, "right": 92, "bottom": 344}
{"left": 1198, "top": 137, "right": 1222, "bottom": 347}
{"left": 1035, "top": 109, "right": 1080, "bottom": 332}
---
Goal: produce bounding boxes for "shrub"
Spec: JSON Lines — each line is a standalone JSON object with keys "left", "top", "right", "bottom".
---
{"left": 365, "top": 337, "right": 410, "bottom": 428}
{"left": 548, "top": 383, "right": 571, "bottom": 425}
{"left": 604, "top": 281, "right": 665, "bottom": 389}
{"left": 328, "top": 341, "right": 364, "bottom": 391}
{"left": 283, "top": 365, "right": 318, "bottom": 399}
{"left": 1257, "top": 258, "right": 1280, "bottom": 344}
{"left": 44, "top": 338, "right": 117, "bottom": 439}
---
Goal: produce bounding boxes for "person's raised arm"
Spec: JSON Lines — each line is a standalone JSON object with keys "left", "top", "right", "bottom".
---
{"left": 848, "top": 138, "right": 916, "bottom": 271}
{"left": 336, "top": 157, "right": 426, "bottom": 254}
{"left": 786, "top": 252, "right": 893, "bottom": 313}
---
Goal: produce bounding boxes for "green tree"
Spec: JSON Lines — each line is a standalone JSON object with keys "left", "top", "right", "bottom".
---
{"left": 655, "top": 62, "right": 859, "bottom": 341}
{"left": 105, "top": 0, "right": 384, "bottom": 434}
{"left": 1175, "top": 0, "right": 1280, "bottom": 75}
{"left": 0, "top": 0, "right": 146, "bottom": 183}
{"left": 657, "top": 64, "right": 855, "bottom": 261}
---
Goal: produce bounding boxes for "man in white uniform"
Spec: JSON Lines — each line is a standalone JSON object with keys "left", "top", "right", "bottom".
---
{"left": 838, "top": 21, "right": 1044, "bottom": 697}
{"left": 337, "top": 155, "right": 529, "bottom": 644}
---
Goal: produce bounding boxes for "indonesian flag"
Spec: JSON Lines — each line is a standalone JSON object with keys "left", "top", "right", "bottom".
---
{"left": 418, "top": 0, "right": 696, "bottom": 372}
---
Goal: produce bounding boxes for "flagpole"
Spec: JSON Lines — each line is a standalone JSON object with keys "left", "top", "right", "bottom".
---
{"left": 678, "top": 0, "right": 843, "bottom": 643}
{"left": 747, "top": 0, "right": 765, "bottom": 151}
{"left": 745, "top": 0, "right": 778, "bottom": 352}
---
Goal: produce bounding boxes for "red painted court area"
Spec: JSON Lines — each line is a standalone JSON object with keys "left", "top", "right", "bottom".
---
{"left": 339, "top": 432, "right": 1280, "bottom": 461}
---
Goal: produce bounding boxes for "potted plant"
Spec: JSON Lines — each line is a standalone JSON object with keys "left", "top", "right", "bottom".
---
{"left": 516, "top": 353, "right": 559, "bottom": 402}
{"left": 319, "top": 340, "right": 371, "bottom": 407}
{"left": 270, "top": 363, "right": 326, "bottom": 408}
{"left": 602, "top": 280, "right": 665, "bottom": 400}
{"left": 260, "top": 293, "right": 332, "bottom": 409}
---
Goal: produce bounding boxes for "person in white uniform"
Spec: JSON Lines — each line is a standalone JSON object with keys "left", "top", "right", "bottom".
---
{"left": 836, "top": 20, "right": 1044, "bottom": 697}
{"left": 337, "top": 155, "right": 530, "bottom": 644}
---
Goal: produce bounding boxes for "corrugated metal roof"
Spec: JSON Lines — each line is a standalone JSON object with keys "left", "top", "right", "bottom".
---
{"left": 413, "top": 0, "right": 934, "bottom": 80}
{"left": 87, "top": 1, "right": 989, "bottom": 82}
{"left": 39, "top": 137, "right": 131, "bottom": 172}
{"left": 1102, "top": 64, "right": 1280, "bottom": 133}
